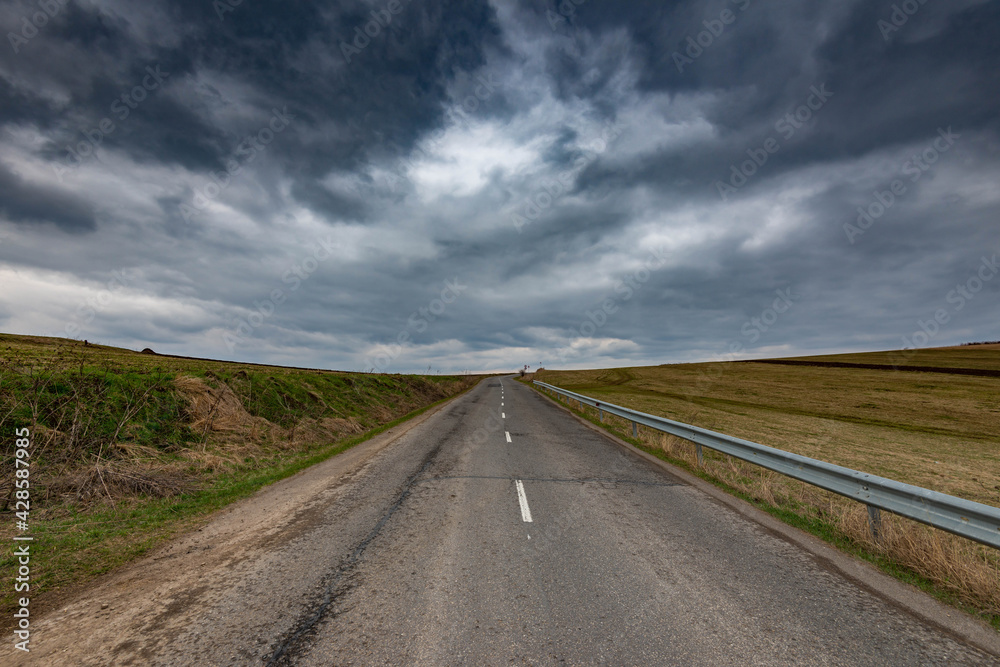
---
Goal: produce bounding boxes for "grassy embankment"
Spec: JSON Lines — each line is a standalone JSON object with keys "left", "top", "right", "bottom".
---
{"left": 525, "top": 345, "right": 1000, "bottom": 629}
{"left": 0, "top": 333, "right": 477, "bottom": 618}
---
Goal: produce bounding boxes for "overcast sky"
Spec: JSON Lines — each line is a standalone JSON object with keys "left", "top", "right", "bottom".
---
{"left": 1, "top": 0, "right": 998, "bottom": 373}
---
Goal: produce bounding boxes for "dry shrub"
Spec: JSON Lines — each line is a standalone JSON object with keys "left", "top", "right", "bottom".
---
{"left": 48, "top": 462, "right": 192, "bottom": 502}
{"left": 174, "top": 375, "right": 256, "bottom": 432}
{"left": 180, "top": 447, "right": 252, "bottom": 471}
{"left": 168, "top": 372, "right": 466, "bottom": 475}
{"left": 369, "top": 403, "right": 394, "bottom": 422}
{"left": 277, "top": 415, "right": 365, "bottom": 453}
{"left": 305, "top": 388, "right": 332, "bottom": 410}
{"left": 321, "top": 416, "right": 364, "bottom": 435}
{"left": 32, "top": 423, "right": 70, "bottom": 454}
{"left": 108, "top": 440, "right": 166, "bottom": 462}
{"left": 172, "top": 377, "right": 370, "bottom": 470}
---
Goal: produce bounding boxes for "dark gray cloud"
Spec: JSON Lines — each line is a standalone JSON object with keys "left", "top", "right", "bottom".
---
{"left": 0, "top": 163, "right": 96, "bottom": 231}
{"left": 0, "top": 0, "right": 997, "bottom": 372}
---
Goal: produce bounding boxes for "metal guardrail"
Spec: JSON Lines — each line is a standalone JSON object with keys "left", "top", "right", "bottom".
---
{"left": 533, "top": 381, "right": 1000, "bottom": 549}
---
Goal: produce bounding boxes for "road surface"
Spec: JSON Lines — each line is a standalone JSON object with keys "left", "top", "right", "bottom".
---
{"left": 7, "top": 377, "right": 999, "bottom": 665}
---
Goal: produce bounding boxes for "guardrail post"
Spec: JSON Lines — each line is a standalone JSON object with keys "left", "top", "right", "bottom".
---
{"left": 695, "top": 443, "right": 704, "bottom": 466}
{"left": 867, "top": 505, "right": 882, "bottom": 543}
{"left": 598, "top": 408, "right": 603, "bottom": 422}
{"left": 632, "top": 421, "right": 638, "bottom": 438}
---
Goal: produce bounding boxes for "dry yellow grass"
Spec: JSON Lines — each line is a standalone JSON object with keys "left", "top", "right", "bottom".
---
{"left": 174, "top": 374, "right": 258, "bottom": 433}
{"left": 540, "top": 357, "right": 1000, "bottom": 507}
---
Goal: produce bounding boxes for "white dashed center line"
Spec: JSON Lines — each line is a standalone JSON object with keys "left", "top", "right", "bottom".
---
{"left": 502, "top": 412, "right": 505, "bottom": 418}
{"left": 515, "top": 480, "right": 533, "bottom": 523}
{"left": 505, "top": 431, "right": 512, "bottom": 443}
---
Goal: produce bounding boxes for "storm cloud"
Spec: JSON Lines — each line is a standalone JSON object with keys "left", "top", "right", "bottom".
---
{"left": 1, "top": 0, "right": 997, "bottom": 372}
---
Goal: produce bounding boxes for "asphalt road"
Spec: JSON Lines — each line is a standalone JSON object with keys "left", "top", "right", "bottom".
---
{"left": 270, "top": 377, "right": 997, "bottom": 666}
{"left": 10, "top": 377, "right": 999, "bottom": 665}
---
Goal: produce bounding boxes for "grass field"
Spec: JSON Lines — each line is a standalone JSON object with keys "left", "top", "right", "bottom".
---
{"left": 781, "top": 343, "right": 1000, "bottom": 372}
{"left": 0, "top": 333, "right": 478, "bottom": 619}
{"left": 530, "top": 344, "right": 1000, "bottom": 628}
